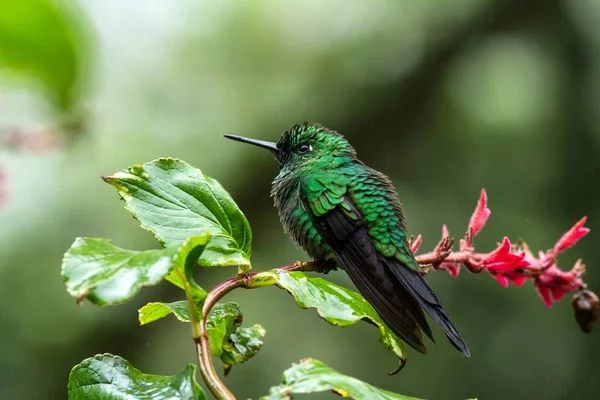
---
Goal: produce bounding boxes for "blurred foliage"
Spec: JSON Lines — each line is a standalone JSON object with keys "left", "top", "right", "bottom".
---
{"left": 1, "top": 0, "right": 599, "bottom": 399}
{"left": 0, "top": 0, "right": 87, "bottom": 111}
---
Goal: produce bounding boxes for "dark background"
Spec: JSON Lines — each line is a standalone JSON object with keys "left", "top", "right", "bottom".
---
{"left": 0, "top": 1, "right": 598, "bottom": 399}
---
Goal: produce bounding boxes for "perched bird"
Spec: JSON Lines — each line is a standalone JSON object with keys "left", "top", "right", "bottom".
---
{"left": 224, "top": 122, "right": 470, "bottom": 358}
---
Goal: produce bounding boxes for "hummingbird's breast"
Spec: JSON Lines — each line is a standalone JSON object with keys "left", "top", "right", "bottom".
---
{"left": 271, "top": 173, "right": 333, "bottom": 261}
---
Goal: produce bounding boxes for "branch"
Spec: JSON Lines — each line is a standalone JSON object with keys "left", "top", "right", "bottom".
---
{"left": 195, "top": 261, "right": 320, "bottom": 399}
{"left": 174, "top": 264, "right": 235, "bottom": 400}
{"left": 192, "top": 189, "right": 595, "bottom": 398}
{"left": 409, "top": 189, "right": 597, "bottom": 333}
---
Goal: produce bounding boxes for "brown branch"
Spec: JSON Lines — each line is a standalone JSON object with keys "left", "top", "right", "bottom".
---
{"left": 195, "top": 261, "right": 319, "bottom": 399}
{"left": 196, "top": 275, "right": 244, "bottom": 400}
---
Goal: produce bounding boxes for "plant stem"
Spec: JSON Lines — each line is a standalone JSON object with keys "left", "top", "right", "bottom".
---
{"left": 175, "top": 265, "right": 235, "bottom": 400}
{"left": 176, "top": 265, "right": 201, "bottom": 339}
{"left": 191, "top": 261, "right": 319, "bottom": 399}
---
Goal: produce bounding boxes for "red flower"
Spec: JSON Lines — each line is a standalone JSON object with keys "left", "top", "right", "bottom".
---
{"left": 440, "top": 262, "right": 461, "bottom": 277}
{"left": 411, "top": 189, "right": 594, "bottom": 331}
{"left": 491, "top": 271, "right": 527, "bottom": 288}
{"left": 442, "top": 224, "right": 450, "bottom": 239}
{"left": 409, "top": 234, "right": 422, "bottom": 253}
{"left": 553, "top": 217, "right": 590, "bottom": 254}
{"left": 468, "top": 189, "right": 491, "bottom": 237}
{"left": 480, "top": 237, "right": 529, "bottom": 273}
{"left": 535, "top": 261, "right": 585, "bottom": 307}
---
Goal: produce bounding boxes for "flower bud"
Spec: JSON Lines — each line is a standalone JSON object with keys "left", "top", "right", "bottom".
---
{"left": 572, "top": 289, "right": 599, "bottom": 333}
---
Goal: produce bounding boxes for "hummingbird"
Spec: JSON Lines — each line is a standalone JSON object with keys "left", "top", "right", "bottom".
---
{"left": 224, "top": 122, "right": 470, "bottom": 358}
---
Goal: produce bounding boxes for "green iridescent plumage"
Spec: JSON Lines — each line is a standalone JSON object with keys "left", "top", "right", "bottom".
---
{"left": 224, "top": 122, "right": 470, "bottom": 358}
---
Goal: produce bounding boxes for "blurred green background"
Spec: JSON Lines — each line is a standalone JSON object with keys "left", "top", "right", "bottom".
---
{"left": 1, "top": 0, "right": 599, "bottom": 399}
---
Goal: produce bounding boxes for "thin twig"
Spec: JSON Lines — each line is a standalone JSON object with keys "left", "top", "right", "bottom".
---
{"left": 194, "top": 261, "right": 320, "bottom": 399}
{"left": 415, "top": 250, "right": 485, "bottom": 273}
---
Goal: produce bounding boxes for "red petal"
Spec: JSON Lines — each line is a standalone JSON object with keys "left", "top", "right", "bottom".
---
{"left": 550, "top": 286, "right": 566, "bottom": 303}
{"left": 442, "top": 262, "right": 460, "bottom": 277}
{"left": 481, "top": 237, "right": 530, "bottom": 272}
{"left": 442, "top": 224, "right": 449, "bottom": 238}
{"left": 468, "top": 189, "right": 491, "bottom": 237}
{"left": 535, "top": 282, "right": 553, "bottom": 308}
{"left": 554, "top": 217, "right": 590, "bottom": 253}
{"left": 508, "top": 274, "right": 527, "bottom": 286}
{"left": 492, "top": 273, "right": 509, "bottom": 288}
{"left": 409, "top": 234, "right": 422, "bottom": 253}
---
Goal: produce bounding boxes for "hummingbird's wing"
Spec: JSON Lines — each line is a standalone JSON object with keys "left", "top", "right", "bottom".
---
{"left": 300, "top": 176, "right": 429, "bottom": 353}
{"left": 300, "top": 174, "right": 470, "bottom": 358}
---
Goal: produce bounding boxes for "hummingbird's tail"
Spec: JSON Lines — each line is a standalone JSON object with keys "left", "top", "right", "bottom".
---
{"left": 385, "top": 260, "right": 471, "bottom": 358}
{"left": 317, "top": 199, "right": 470, "bottom": 358}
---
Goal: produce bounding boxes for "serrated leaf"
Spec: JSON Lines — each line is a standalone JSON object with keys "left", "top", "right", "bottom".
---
{"left": 62, "top": 234, "right": 209, "bottom": 306}
{"left": 138, "top": 301, "right": 199, "bottom": 325}
{"left": 221, "top": 324, "right": 265, "bottom": 366}
{"left": 138, "top": 300, "right": 265, "bottom": 367}
{"left": 103, "top": 158, "right": 252, "bottom": 272}
{"left": 206, "top": 302, "right": 244, "bottom": 357}
{"left": 249, "top": 270, "right": 407, "bottom": 366}
{"left": 206, "top": 302, "right": 265, "bottom": 368}
{"left": 68, "top": 353, "right": 205, "bottom": 400}
{"left": 262, "top": 358, "right": 421, "bottom": 400}
{"left": 0, "top": 0, "right": 87, "bottom": 110}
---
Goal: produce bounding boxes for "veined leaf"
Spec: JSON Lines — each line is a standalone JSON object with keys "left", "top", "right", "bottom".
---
{"left": 103, "top": 158, "right": 252, "bottom": 272}
{"left": 138, "top": 300, "right": 265, "bottom": 371}
{"left": 67, "top": 354, "right": 205, "bottom": 400}
{"left": 138, "top": 301, "right": 198, "bottom": 325}
{"left": 249, "top": 270, "right": 407, "bottom": 367}
{"left": 62, "top": 234, "right": 209, "bottom": 306}
{"left": 221, "top": 324, "right": 265, "bottom": 367}
{"left": 262, "top": 358, "right": 421, "bottom": 400}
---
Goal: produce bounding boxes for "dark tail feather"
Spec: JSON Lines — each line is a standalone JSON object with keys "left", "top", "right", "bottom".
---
{"left": 386, "top": 260, "right": 471, "bottom": 357}
{"left": 318, "top": 205, "right": 469, "bottom": 357}
{"left": 335, "top": 240, "right": 430, "bottom": 354}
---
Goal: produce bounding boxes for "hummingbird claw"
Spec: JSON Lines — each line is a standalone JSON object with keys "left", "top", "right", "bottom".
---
{"left": 419, "top": 263, "right": 433, "bottom": 276}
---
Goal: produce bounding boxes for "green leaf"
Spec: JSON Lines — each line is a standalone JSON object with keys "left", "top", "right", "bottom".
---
{"left": 164, "top": 269, "right": 205, "bottom": 301}
{"left": 206, "top": 302, "right": 265, "bottom": 368}
{"left": 0, "top": 0, "right": 87, "bottom": 110}
{"left": 103, "top": 158, "right": 252, "bottom": 272}
{"left": 262, "top": 358, "right": 422, "bottom": 400}
{"left": 138, "top": 301, "right": 198, "bottom": 325}
{"left": 62, "top": 234, "right": 209, "bottom": 306}
{"left": 206, "top": 302, "right": 243, "bottom": 357}
{"left": 68, "top": 353, "right": 205, "bottom": 400}
{"left": 221, "top": 324, "right": 266, "bottom": 367}
{"left": 249, "top": 270, "right": 407, "bottom": 366}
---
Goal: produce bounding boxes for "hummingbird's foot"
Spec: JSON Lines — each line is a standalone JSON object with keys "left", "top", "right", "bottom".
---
{"left": 419, "top": 263, "right": 433, "bottom": 276}
{"left": 313, "top": 259, "right": 338, "bottom": 274}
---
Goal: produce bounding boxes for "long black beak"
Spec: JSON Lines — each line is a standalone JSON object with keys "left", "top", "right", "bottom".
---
{"left": 223, "top": 134, "right": 279, "bottom": 153}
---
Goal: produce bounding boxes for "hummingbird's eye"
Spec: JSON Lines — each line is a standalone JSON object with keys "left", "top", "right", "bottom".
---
{"left": 297, "top": 143, "right": 312, "bottom": 154}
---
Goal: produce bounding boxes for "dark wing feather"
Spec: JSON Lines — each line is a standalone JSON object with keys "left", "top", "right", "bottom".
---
{"left": 305, "top": 194, "right": 429, "bottom": 353}
{"left": 384, "top": 257, "right": 470, "bottom": 357}
{"left": 305, "top": 192, "right": 470, "bottom": 357}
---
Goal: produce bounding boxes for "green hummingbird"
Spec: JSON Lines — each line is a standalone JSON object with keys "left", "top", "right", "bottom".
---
{"left": 224, "top": 122, "right": 470, "bottom": 358}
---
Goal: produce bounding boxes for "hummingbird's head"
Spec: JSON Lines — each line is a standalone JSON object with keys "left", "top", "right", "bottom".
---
{"left": 224, "top": 122, "right": 357, "bottom": 173}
